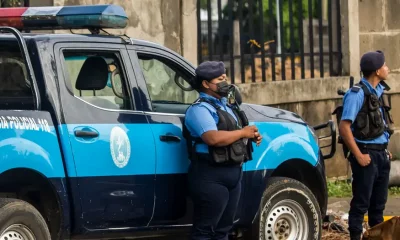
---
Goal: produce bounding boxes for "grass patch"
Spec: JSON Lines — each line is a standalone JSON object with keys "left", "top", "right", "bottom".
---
{"left": 327, "top": 181, "right": 352, "bottom": 198}
{"left": 327, "top": 180, "right": 400, "bottom": 198}
{"left": 389, "top": 186, "right": 400, "bottom": 196}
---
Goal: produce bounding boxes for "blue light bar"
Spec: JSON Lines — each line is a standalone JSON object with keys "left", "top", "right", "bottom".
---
{"left": 56, "top": 5, "right": 128, "bottom": 29}
{"left": 22, "top": 6, "right": 63, "bottom": 28}
{"left": 0, "top": 4, "right": 128, "bottom": 30}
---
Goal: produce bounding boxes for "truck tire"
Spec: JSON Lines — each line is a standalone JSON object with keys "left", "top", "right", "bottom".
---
{"left": 247, "top": 177, "right": 322, "bottom": 240}
{"left": 0, "top": 198, "right": 51, "bottom": 240}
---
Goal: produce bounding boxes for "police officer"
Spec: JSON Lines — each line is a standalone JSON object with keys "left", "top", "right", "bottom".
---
{"left": 184, "top": 61, "right": 262, "bottom": 240}
{"left": 339, "top": 50, "right": 393, "bottom": 240}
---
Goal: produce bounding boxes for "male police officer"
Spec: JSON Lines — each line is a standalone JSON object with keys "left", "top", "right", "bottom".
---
{"left": 183, "top": 61, "right": 262, "bottom": 240}
{"left": 339, "top": 50, "right": 392, "bottom": 240}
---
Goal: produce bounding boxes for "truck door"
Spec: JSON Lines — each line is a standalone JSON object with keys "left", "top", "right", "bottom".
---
{"left": 127, "top": 46, "right": 198, "bottom": 226}
{"left": 55, "top": 43, "right": 156, "bottom": 229}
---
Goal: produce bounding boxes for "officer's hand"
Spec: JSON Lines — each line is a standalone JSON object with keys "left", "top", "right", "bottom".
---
{"left": 388, "top": 151, "right": 393, "bottom": 160}
{"left": 254, "top": 131, "right": 262, "bottom": 146}
{"left": 356, "top": 153, "right": 371, "bottom": 167}
{"left": 241, "top": 125, "right": 258, "bottom": 139}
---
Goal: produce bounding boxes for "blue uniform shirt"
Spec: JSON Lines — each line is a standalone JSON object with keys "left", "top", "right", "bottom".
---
{"left": 185, "top": 92, "right": 239, "bottom": 153}
{"left": 341, "top": 78, "right": 389, "bottom": 144}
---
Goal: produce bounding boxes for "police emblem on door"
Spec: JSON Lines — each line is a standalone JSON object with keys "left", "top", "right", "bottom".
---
{"left": 110, "top": 126, "right": 131, "bottom": 168}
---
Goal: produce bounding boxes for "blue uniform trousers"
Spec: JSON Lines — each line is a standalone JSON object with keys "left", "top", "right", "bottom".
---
{"left": 188, "top": 154, "right": 243, "bottom": 240}
{"left": 348, "top": 146, "right": 391, "bottom": 239}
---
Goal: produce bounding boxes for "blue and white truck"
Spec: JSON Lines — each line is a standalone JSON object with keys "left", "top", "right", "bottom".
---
{"left": 0, "top": 4, "right": 335, "bottom": 240}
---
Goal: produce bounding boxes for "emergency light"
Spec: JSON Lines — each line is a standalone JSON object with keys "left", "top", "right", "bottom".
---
{"left": 0, "top": 4, "right": 128, "bottom": 30}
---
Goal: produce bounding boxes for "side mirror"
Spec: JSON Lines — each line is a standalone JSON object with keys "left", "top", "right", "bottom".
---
{"left": 174, "top": 73, "right": 194, "bottom": 91}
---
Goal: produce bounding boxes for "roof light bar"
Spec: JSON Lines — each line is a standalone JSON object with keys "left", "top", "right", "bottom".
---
{"left": 0, "top": 4, "right": 128, "bottom": 30}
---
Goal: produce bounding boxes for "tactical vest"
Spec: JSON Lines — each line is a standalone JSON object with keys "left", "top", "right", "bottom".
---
{"left": 333, "top": 81, "right": 395, "bottom": 157}
{"left": 183, "top": 98, "right": 253, "bottom": 165}
{"left": 351, "top": 82, "right": 390, "bottom": 140}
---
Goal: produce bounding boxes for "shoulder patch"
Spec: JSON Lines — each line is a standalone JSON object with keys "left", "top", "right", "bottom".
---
{"left": 351, "top": 85, "right": 362, "bottom": 93}
{"left": 190, "top": 98, "right": 202, "bottom": 106}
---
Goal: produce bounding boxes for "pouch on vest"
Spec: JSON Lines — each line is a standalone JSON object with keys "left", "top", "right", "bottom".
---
{"left": 381, "top": 93, "right": 395, "bottom": 136}
{"left": 231, "top": 100, "right": 253, "bottom": 161}
{"left": 208, "top": 101, "right": 248, "bottom": 165}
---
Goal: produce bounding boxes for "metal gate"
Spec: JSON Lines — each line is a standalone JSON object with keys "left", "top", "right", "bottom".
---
{"left": 197, "top": 0, "right": 342, "bottom": 83}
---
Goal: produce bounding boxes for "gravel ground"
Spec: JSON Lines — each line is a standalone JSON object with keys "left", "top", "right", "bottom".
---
{"left": 322, "top": 231, "right": 350, "bottom": 240}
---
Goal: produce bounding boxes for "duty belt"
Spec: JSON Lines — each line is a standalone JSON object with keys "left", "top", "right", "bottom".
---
{"left": 356, "top": 142, "right": 388, "bottom": 151}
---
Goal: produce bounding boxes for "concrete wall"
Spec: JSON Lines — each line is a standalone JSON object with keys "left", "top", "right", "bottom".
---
{"left": 359, "top": 0, "right": 400, "bottom": 78}
{"left": 33, "top": 0, "right": 198, "bottom": 66}
{"left": 238, "top": 76, "right": 400, "bottom": 178}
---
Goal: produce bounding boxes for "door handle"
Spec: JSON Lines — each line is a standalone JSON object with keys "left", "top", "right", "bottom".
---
{"left": 159, "top": 135, "right": 181, "bottom": 142}
{"left": 74, "top": 130, "right": 99, "bottom": 138}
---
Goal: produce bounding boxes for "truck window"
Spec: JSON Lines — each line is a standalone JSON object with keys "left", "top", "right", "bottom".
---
{"left": 0, "top": 41, "right": 33, "bottom": 110}
{"left": 62, "top": 51, "right": 132, "bottom": 111}
{"left": 137, "top": 53, "right": 198, "bottom": 112}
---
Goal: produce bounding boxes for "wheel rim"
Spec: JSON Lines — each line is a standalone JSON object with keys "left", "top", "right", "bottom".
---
{"left": 264, "top": 199, "right": 309, "bottom": 240}
{"left": 0, "top": 224, "right": 36, "bottom": 240}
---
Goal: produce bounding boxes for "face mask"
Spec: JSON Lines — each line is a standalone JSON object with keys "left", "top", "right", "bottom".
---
{"left": 209, "top": 81, "right": 231, "bottom": 97}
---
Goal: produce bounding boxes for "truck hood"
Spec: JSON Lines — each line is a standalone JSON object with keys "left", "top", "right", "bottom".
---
{"left": 239, "top": 103, "right": 307, "bottom": 125}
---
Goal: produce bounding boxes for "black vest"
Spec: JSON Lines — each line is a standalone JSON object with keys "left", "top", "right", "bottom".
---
{"left": 332, "top": 80, "right": 394, "bottom": 158}
{"left": 351, "top": 82, "right": 389, "bottom": 140}
{"left": 183, "top": 98, "right": 252, "bottom": 165}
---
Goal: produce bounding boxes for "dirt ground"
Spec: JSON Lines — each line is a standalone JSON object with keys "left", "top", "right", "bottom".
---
{"left": 327, "top": 196, "right": 400, "bottom": 216}
{"left": 321, "top": 196, "right": 400, "bottom": 240}
{"left": 322, "top": 231, "right": 350, "bottom": 240}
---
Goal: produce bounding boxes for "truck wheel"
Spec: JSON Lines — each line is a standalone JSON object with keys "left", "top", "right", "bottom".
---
{"left": 254, "top": 177, "right": 322, "bottom": 240}
{"left": 0, "top": 198, "right": 51, "bottom": 240}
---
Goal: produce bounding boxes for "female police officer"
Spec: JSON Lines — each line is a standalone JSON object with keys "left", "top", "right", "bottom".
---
{"left": 184, "top": 61, "right": 262, "bottom": 240}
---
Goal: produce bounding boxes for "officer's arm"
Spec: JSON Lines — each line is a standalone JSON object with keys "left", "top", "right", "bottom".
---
{"left": 186, "top": 105, "right": 246, "bottom": 147}
{"left": 339, "top": 120, "right": 363, "bottom": 157}
{"left": 339, "top": 91, "right": 364, "bottom": 158}
{"left": 202, "top": 130, "right": 245, "bottom": 147}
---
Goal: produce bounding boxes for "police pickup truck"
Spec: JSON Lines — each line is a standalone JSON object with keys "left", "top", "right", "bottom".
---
{"left": 0, "top": 4, "right": 336, "bottom": 240}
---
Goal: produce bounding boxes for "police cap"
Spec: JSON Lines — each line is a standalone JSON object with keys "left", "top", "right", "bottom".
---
{"left": 195, "top": 61, "right": 226, "bottom": 86}
{"left": 360, "top": 50, "right": 385, "bottom": 72}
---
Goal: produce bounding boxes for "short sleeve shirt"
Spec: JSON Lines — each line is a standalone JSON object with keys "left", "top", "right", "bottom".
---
{"left": 341, "top": 78, "right": 389, "bottom": 144}
{"left": 184, "top": 92, "right": 239, "bottom": 153}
